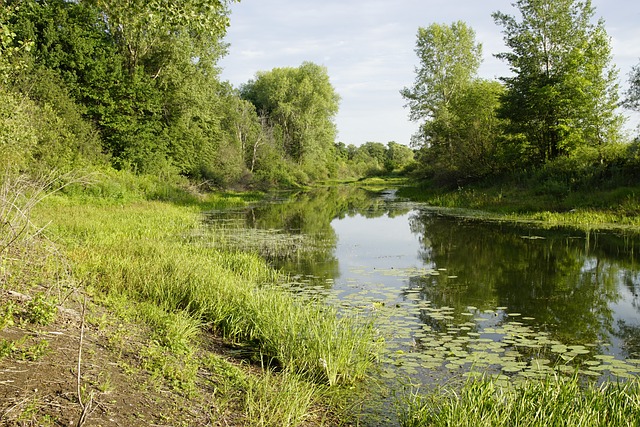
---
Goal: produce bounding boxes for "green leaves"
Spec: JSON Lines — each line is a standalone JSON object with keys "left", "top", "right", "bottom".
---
{"left": 401, "top": 21, "right": 482, "bottom": 122}
{"left": 624, "top": 62, "right": 640, "bottom": 112}
{"left": 241, "top": 62, "right": 340, "bottom": 174}
{"left": 401, "top": 22, "right": 508, "bottom": 185}
{"left": 493, "top": 0, "right": 622, "bottom": 164}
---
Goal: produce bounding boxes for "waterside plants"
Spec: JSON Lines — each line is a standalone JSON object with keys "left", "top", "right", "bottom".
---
{"left": 399, "top": 375, "right": 640, "bottom": 427}
{"left": 1, "top": 173, "right": 380, "bottom": 426}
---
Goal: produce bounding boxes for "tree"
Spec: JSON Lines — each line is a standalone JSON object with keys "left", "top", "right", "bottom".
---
{"left": 84, "top": 0, "right": 234, "bottom": 76}
{"left": 83, "top": 0, "right": 236, "bottom": 173}
{"left": 9, "top": 0, "right": 240, "bottom": 175}
{"left": 493, "top": 0, "right": 622, "bottom": 165}
{"left": 0, "top": 3, "right": 32, "bottom": 83}
{"left": 428, "top": 80, "right": 506, "bottom": 182}
{"left": 401, "top": 21, "right": 482, "bottom": 147}
{"left": 401, "top": 22, "right": 506, "bottom": 184}
{"left": 624, "top": 61, "right": 640, "bottom": 113}
{"left": 384, "top": 141, "right": 415, "bottom": 173}
{"left": 241, "top": 62, "right": 340, "bottom": 172}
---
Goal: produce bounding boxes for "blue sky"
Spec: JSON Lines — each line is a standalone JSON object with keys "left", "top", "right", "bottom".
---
{"left": 219, "top": 1, "right": 640, "bottom": 146}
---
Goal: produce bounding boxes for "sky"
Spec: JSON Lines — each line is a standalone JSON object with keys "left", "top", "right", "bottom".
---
{"left": 219, "top": 1, "right": 640, "bottom": 147}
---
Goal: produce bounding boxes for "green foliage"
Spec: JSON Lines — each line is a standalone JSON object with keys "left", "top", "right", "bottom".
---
{"left": 139, "top": 303, "right": 201, "bottom": 355}
{"left": 417, "top": 79, "right": 507, "bottom": 185}
{"left": 401, "top": 21, "right": 482, "bottom": 124}
{"left": 0, "top": 339, "right": 17, "bottom": 359}
{"left": 167, "top": 81, "right": 246, "bottom": 185}
{"left": 399, "top": 376, "right": 640, "bottom": 427}
{"left": 0, "top": 3, "right": 33, "bottom": 83}
{"left": 23, "top": 293, "right": 57, "bottom": 325}
{"left": 241, "top": 62, "right": 340, "bottom": 170}
{"left": 385, "top": 141, "right": 416, "bottom": 173}
{"left": 15, "top": 338, "right": 50, "bottom": 361}
{"left": 493, "top": 0, "right": 622, "bottom": 165}
{"left": 6, "top": 0, "right": 243, "bottom": 179}
{"left": 0, "top": 301, "right": 16, "bottom": 330}
{"left": 0, "top": 336, "right": 51, "bottom": 362}
{"left": 14, "top": 67, "right": 105, "bottom": 170}
{"left": 401, "top": 22, "right": 506, "bottom": 185}
{"left": 624, "top": 61, "right": 640, "bottom": 125}
{"left": 84, "top": 0, "right": 233, "bottom": 74}
{"left": 5, "top": 0, "right": 128, "bottom": 171}
{"left": 0, "top": 87, "right": 37, "bottom": 172}
{"left": 2, "top": 0, "right": 369, "bottom": 187}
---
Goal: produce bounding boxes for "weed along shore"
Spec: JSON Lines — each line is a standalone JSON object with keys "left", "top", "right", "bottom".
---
{"left": 0, "top": 180, "right": 380, "bottom": 426}
{"left": 2, "top": 176, "right": 640, "bottom": 426}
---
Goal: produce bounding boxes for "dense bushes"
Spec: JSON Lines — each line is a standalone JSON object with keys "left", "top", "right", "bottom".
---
{"left": 1, "top": 0, "right": 380, "bottom": 188}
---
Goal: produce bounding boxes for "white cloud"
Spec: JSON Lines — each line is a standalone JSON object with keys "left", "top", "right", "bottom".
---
{"left": 238, "top": 49, "right": 266, "bottom": 59}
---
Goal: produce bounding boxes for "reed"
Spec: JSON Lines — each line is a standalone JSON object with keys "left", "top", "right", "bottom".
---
{"left": 35, "top": 196, "right": 378, "bottom": 386}
{"left": 399, "top": 375, "right": 640, "bottom": 427}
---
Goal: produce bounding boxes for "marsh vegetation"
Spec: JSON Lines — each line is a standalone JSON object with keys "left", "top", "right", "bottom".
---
{"left": 3, "top": 0, "right": 640, "bottom": 424}
{"left": 201, "top": 184, "right": 640, "bottom": 425}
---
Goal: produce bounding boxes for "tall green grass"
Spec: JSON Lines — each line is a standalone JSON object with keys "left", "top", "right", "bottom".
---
{"left": 35, "top": 197, "right": 378, "bottom": 386}
{"left": 399, "top": 375, "right": 640, "bottom": 427}
{"left": 398, "top": 183, "right": 640, "bottom": 230}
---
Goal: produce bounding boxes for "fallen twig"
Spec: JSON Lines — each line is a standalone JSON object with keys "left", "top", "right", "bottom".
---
{"left": 76, "top": 295, "right": 93, "bottom": 427}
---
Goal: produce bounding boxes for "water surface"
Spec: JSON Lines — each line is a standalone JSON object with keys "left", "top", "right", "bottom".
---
{"left": 205, "top": 186, "right": 640, "bottom": 388}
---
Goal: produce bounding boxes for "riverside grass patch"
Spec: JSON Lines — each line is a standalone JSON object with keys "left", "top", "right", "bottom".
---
{"left": 34, "top": 196, "right": 379, "bottom": 387}
{"left": 398, "top": 375, "right": 640, "bottom": 427}
{"left": 397, "top": 183, "right": 640, "bottom": 230}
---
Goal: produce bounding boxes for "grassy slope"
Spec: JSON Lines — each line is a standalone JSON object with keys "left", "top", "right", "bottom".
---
{"left": 0, "top": 177, "right": 378, "bottom": 427}
{"left": 3, "top": 174, "right": 639, "bottom": 426}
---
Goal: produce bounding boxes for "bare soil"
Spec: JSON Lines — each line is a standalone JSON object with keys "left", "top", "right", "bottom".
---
{"left": 0, "top": 289, "right": 243, "bottom": 427}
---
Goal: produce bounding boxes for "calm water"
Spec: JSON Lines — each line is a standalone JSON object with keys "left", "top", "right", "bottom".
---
{"left": 206, "top": 185, "right": 640, "bottom": 420}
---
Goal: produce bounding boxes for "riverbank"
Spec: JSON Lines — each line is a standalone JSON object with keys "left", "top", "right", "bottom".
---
{"left": 0, "top": 174, "right": 379, "bottom": 426}
{"left": 2, "top": 173, "right": 640, "bottom": 426}
{"left": 392, "top": 179, "right": 640, "bottom": 232}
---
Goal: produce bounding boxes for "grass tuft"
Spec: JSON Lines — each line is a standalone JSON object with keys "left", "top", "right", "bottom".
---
{"left": 399, "top": 375, "right": 640, "bottom": 427}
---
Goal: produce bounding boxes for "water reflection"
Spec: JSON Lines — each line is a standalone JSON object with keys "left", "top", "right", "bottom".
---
{"left": 204, "top": 186, "right": 640, "bottom": 364}
{"left": 407, "top": 212, "right": 640, "bottom": 358}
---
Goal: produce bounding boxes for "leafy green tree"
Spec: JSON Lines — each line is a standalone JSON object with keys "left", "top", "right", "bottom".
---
{"left": 347, "top": 142, "right": 386, "bottom": 176}
{"left": 624, "top": 61, "right": 640, "bottom": 113}
{"left": 8, "top": 0, "right": 238, "bottom": 176}
{"left": 384, "top": 141, "right": 415, "bottom": 173}
{"left": 84, "top": 0, "right": 236, "bottom": 174}
{"left": 493, "top": 0, "right": 622, "bottom": 165}
{"left": 424, "top": 80, "right": 506, "bottom": 183}
{"left": 0, "top": 87, "right": 37, "bottom": 173}
{"left": 84, "top": 0, "right": 233, "bottom": 76}
{"left": 401, "top": 21, "right": 482, "bottom": 147}
{"left": 402, "top": 22, "right": 506, "bottom": 184}
{"left": 240, "top": 62, "right": 340, "bottom": 174}
{"left": 8, "top": 0, "right": 164, "bottom": 171}
{"left": 0, "top": 3, "right": 32, "bottom": 83}
{"left": 219, "top": 88, "right": 265, "bottom": 174}
{"left": 360, "top": 142, "right": 387, "bottom": 166}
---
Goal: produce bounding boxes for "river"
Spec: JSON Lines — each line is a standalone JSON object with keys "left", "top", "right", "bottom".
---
{"left": 205, "top": 185, "right": 640, "bottom": 424}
